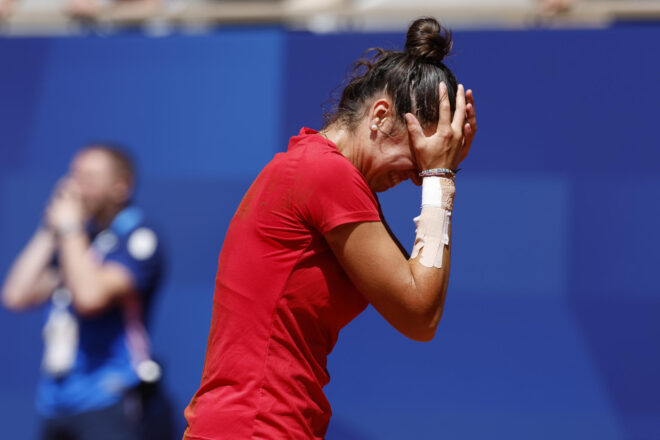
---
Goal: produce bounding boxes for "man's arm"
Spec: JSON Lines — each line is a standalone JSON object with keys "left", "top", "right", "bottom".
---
{"left": 56, "top": 229, "right": 136, "bottom": 316}
{"left": 1, "top": 227, "right": 60, "bottom": 310}
{"left": 44, "top": 178, "right": 138, "bottom": 317}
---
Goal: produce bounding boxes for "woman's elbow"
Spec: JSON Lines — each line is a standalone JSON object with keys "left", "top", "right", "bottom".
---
{"left": 411, "top": 297, "right": 445, "bottom": 341}
{"left": 401, "top": 310, "right": 443, "bottom": 342}
{"left": 406, "top": 322, "right": 440, "bottom": 342}
{"left": 401, "top": 282, "right": 447, "bottom": 342}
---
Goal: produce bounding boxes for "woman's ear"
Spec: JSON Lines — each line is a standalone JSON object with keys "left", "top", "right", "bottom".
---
{"left": 369, "top": 97, "right": 393, "bottom": 130}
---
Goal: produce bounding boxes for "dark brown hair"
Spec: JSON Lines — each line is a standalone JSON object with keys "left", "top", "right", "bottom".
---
{"left": 324, "top": 17, "right": 458, "bottom": 132}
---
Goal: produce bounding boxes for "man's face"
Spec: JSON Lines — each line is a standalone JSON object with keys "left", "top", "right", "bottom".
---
{"left": 69, "top": 149, "right": 121, "bottom": 218}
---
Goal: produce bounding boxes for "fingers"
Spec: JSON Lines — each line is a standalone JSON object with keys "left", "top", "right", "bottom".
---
{"left": 437, "top": 82, "right": 451, "bottom": 128}
{"left": 460, "top": 122, "right": 473, "bottom": 162}
{"left": 50, "top": 177, "right": 82, "bottom": 210}
{"left": 459, "top": 89, "right": 477, "bottom": 162}
{"left": 405, "top": 113, "right": 425, "bottom": 170}
{"left": 466, "top": 88, "right": 474, "bottom": 108}
{"left": 405, "top": 113, "right": 425, "bottom": 142}
{"left": 465, "top": 88, "right": 477, "bottom": 134}
{"left": 451, "top": 84, "right": 466, "bottom": 134}
{"left": 409, "top": 85, "right": 474, "bottom": 170}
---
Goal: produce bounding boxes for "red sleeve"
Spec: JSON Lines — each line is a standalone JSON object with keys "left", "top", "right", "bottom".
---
{"left": 299, "top": 150, "right": 381, "bottom": 235}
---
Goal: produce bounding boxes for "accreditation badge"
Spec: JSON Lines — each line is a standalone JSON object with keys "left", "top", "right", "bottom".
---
{"left": 42, "top": 288, "right": 79, "bottom": 377}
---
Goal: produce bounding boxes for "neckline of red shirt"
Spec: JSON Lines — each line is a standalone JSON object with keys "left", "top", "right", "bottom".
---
{"left": 290, "top": 127, "right": 337, "bottom": 150}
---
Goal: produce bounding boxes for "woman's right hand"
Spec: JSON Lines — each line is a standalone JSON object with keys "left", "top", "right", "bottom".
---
{"left": 405, "top": 82, "right": 474, "bottom": 172}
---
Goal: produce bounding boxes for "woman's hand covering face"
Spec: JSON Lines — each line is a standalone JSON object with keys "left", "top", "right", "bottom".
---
{"left": 404, "top": 83, "right": 477, "bottom": 172}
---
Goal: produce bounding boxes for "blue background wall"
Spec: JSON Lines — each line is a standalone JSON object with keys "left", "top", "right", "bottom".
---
{"left": 1, "top": 24, "right": 659, "bottom": 439}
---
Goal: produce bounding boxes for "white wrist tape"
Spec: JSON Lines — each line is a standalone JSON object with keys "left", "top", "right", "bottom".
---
{"left": 420, "top": 176, "right": 455, "bottom": 210}
{"left": 410, "top": 177, "right": 455, "bottom": 268}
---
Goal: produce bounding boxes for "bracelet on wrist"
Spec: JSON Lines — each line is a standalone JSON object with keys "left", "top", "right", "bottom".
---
{"left": 419, "top": 168, "right": 459, "bottom": 179}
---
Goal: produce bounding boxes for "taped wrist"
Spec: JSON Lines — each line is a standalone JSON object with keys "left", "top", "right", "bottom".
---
{"left": 410, "top": 177, "right": 455, "bottom": 268}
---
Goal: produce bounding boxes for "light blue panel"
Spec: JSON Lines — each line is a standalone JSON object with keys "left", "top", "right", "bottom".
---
{"left": 325, "top": 298, "right": 624, "bottom": 440}
{"left": 379, "top": 176, "right": 570, "bottom": 298}
{"left": 22, "top": 30, "right": 284, "bottom": 180}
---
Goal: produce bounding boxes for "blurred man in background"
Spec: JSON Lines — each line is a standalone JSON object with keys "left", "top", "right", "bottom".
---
{"left": 1, "top": 144, "right": 175, "bottom": 440}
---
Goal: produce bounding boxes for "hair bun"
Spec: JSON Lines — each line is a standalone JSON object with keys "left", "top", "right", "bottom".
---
{"left": 405, "top": 17, "right": 453, "bottom": 62}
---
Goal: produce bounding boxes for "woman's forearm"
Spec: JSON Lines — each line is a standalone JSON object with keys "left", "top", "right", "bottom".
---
{"left": 407, "top": 225, "right": 452, "bottom": 341}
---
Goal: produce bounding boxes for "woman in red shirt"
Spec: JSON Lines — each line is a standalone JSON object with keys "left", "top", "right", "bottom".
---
{"left": 184, "top": 17, "right": 477, "bottom": 439}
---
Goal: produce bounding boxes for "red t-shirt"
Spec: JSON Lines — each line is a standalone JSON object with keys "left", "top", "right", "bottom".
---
{"left": 184, "top": 128, "right": 381, "bottom": 439}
